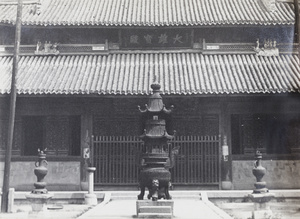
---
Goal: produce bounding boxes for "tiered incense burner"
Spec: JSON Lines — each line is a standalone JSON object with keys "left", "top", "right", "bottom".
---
{"left": 137, "top": 82, "right": 178, "bottom": 201}
{"left": 33, "top": 149, "right": 49, "bottom": 194}
{"left": 248, "top": 150, "right": 274, "bottom": 219}
{"left": 25, "top": 149, "right": 53, "bottom": 212}
{"left": 252, "top": 150, "right": 268, "bottom": 194}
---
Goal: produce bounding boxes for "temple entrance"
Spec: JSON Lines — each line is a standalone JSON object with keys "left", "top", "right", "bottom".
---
{"left": 92, "top": 135, "right": 221, "bottom": 187}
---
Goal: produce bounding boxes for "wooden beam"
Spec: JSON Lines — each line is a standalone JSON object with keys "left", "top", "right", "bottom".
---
{"left": 1, "top": 0, "right": 22, "bottom": 213}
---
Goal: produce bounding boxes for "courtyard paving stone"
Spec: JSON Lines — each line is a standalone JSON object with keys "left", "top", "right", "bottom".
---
{"left": 78, "top": 199, "right": 232, "bottom": 219}
{"left": 0, "top": 204, "right": 92, "bottom": 219}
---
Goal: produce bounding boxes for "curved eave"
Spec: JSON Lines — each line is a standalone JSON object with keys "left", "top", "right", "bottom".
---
{"left": 4, "top": 90, "right": 299, "bottom": 96}
{"left": 0, "top": 20, "right": 295, "bottom": 27}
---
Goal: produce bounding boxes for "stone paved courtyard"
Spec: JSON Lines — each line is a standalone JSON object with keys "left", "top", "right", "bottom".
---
{"left": 0, "top": 190, "right": 299, "bottom": 219}
{"left": 216, "top": 201, "right": 300, "bottom": 219}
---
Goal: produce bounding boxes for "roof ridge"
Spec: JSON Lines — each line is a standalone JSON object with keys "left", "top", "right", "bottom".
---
{"left": 0, "top": 0, "right": 295, "bottom": 26}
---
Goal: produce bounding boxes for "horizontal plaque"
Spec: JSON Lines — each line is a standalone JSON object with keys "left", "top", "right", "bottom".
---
{"left": 121, "top": 29, "right": 192, "bottom": 49}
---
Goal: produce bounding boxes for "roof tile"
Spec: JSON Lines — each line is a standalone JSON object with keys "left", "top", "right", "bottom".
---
{"left": 0, "top": 53, "right": 299, "bottom": 95}
{"left": 0, "top": 0, "right": 295, "bottom": 26}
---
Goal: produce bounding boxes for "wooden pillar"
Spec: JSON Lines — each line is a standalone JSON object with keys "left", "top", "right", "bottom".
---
{"left": 80, "top": 105, "right": 93, "bottom": 190}
{"left": 219, "top": 100, "right": 232, "bottom": 190}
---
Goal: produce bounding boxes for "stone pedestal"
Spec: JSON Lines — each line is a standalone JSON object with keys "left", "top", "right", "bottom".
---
{"left": 85, "top": 193, "right": 97, "bottom": 206}
{"left": 7, "top": 188, "right": 14, "bottom": 213}
{"left": 248, "top": 193, "right": 274, "bottom": 219}
{"left": 25, "top": 193, "right": 53, "bottom": 212}
{"left": 136, "top": 200, "right": 174, "bottom": 218}
{"left": 84, "top": 167, "right": 97, "bottom": 206}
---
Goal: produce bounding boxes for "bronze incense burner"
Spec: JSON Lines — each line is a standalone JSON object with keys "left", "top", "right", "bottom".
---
{"left": 137, "top": 82, "right": 178, "bottom": 201}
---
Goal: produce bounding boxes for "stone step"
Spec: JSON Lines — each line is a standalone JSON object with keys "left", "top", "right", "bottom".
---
{"left": 139, "top": 206, "right": 172, "bottom": 214}
{"left": 110, "top": 191, "right": 201, "bottom": 200}
{"left": 137, "top": 212, "right": 172, "bottom": 218}
{"left": 137, "top": 200, "right": 174, "bottom": 218}
{"left": 137, "top": 200, "right": 174, "bottom": 207}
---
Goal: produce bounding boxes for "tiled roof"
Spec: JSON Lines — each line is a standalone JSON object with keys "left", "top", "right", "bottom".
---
{"left": 0, "top": 53, "right": 299, "bottom": 95}
{"left": 0, "top": 0, "right": 295, "bottom": 26}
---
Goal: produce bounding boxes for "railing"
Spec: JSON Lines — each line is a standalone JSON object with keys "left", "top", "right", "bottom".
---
{"left": 92, "top": 135, "right": 221, "bottom": 186}
{"left": 170, "top": 135, "right": 220, "bottom": 185}
{"left": 92, "top": 136, "right": 141, "bottom": 185}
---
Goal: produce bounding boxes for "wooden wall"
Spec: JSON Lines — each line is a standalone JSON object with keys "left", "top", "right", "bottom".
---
{"left": 91, "top": 96, "right": 220, "bottom": 137}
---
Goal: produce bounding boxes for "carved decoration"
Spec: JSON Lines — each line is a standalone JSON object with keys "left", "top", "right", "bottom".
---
{"left": 254, "top": 38, "right": 279, "bottom": 56}
{"left": 35, "top": 41, "right": 59, "bottom": 55}
{"left": 260, "top": 0, "right": 276, "bottom": 12}
{"left": 29, "top": 0, "right": 42, "bottom": 15}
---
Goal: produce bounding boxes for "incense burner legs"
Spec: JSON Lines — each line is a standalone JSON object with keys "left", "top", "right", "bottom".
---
{"left": 138, "top": 168, "right": 172, "bottom": 201}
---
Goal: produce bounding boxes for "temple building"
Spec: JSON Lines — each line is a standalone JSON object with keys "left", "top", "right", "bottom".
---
{"left": 0, "top": 0, "right": 299, "bottom": 191}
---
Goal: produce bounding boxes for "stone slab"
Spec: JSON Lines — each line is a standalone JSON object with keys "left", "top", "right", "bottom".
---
{"left": 139, "top": 206, "right": 172, "bottom": 213}
{"left": 138, "top": 212, "right": 172, "bottom": 218}
{"left": 248, "top": 192, "right": 275, "bottom": 204}
{"left": 137, "top": 200, "right": 174, "bottom": 207}
{"left": 137, "top": 200, "right": 174, "bottom": 218}
{"left": 252, "top": 209, "right": 273, "bottom": 219}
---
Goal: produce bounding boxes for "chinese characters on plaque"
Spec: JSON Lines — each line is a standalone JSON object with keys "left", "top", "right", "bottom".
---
{"left": 122, "top": 29, "right": 192, "bottom": 49}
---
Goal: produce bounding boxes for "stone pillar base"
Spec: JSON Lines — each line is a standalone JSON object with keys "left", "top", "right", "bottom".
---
{"left": 84, "top": 193, "right": 97, "bottom": 206}
{"left": 248, "top": 193, "right": 274, "bottom": 205}
{"left": 221, "top": 181, "right": 232, "bottom": 190}
{"left": 25, "top": 193, "right": 53, "bottom": 212}
{"left": 248, "top": 193, "right": 274, "bottom": 219}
